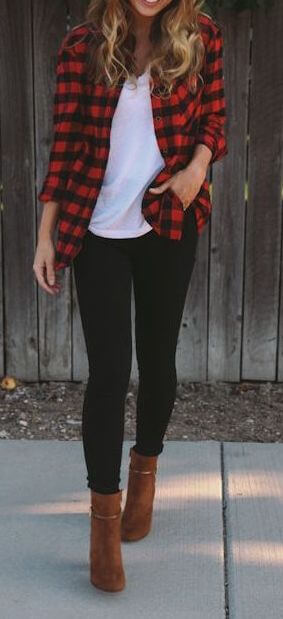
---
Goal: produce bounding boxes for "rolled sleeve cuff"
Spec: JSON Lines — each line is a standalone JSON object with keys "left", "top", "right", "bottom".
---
{"left": 195, "top": 132, "right": 228, "bottom": 164}
{"left": 37, "top": 178, "right": 66, "bottom": 204}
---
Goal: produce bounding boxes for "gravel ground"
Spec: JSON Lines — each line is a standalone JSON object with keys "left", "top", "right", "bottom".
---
{"left": 0, "top": 379, "right": 283, "bottom": 443}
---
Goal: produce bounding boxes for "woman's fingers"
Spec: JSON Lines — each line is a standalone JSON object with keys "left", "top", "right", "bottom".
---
{"left": 33, "top": 263, "right": 58, "bottom": 294}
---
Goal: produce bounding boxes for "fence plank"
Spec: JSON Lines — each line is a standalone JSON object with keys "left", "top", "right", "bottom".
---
{"left": 0, "top": 0, "right": 38, "bottom": 380}
{"left": 68, "top": 0, "right": 89, "bottom": 29}
{"left": 242, "top": 0, "right": 283, "bottom": 380}
{"left": 277, "top": 23, "right": 283, "bottom": 382}
{"left": 279, "top": 244, "right": 283, "bottom": 379}
{"left": 0, "top": 99, "right": 4, "bottom": 377}
{"left": 34, "top": 0, "right": 72, "bottom": 380}
{"left": 208, "top": 10, "right": 250, "bottom": 382}
{"left": 177, "top": 223, "right": 209, "bottom": 381}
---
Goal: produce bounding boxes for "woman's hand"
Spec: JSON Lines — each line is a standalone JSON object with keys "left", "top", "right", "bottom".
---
{"left": 149, "top": 159, "right": 207, "bottom": 210}
{"left": 33, "top": 237, "right": 61, "bottom": 295}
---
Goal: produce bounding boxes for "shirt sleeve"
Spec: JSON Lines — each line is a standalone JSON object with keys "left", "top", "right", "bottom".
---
{"left": 195, "top": 24, "right": 228, "bottom": 164}
{"left": 37, "top": 33, "right": 84, "bottom": 204}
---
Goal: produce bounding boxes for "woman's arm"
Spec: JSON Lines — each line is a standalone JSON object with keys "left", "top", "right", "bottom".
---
{"left": 34, "top": 29, "right": 84, "bottom": 294}
{"left": 38, "top": 201, "right": 60, "bottom": 240}
{"left": 146, "top": 19, "right": 229, "bottom": 209}
{"left": 194, "top": 22, "right": 228, "bottom": 165}
{"left": 37, "top": 31, "right": 84, "bottom": 205}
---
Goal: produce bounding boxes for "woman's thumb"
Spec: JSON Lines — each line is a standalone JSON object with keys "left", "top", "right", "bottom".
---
{"left": 149, "top": 181, "right": 169, "bottom": 193}
{"left": 46, "top": 264, "right": 55, "bottom": 286}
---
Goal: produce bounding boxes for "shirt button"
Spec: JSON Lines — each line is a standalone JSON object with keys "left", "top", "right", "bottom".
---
{"left": 162, "top": 148, "right": 168, "bottom": 155}
{"left": 156, "top": 115, "right": 162, "bottom": 122}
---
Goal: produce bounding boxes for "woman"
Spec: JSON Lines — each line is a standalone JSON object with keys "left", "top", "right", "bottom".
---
{"left": 34, "top": 0, "right": 228, "bottom": 593}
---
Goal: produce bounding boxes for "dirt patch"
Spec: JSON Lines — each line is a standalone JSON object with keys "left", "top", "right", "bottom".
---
{"left": 0, "top": 380, "right": 282, "bottom": 443}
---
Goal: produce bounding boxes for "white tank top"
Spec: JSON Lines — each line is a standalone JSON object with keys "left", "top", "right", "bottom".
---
{"left": 87, "top": 68, "right": 165, "bottom": 238}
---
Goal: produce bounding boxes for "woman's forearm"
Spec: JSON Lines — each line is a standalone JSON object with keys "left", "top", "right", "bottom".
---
{"left": 38, "top": 201, "right": 60, "bottom": 241}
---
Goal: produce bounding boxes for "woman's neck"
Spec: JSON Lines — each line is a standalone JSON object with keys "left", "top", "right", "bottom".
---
{"left": 130, "top": 8, "right": 155, "bottom": 77}
{"left": 131, "top": 9, "right": 153, "bottom": 45}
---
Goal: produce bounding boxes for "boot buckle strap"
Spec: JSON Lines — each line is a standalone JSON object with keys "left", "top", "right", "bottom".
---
{"left": 89, "top": 507, "right": 121, "bottom": 519}
{"left": 130, "top": 466, "right": 156, "bottom": 475}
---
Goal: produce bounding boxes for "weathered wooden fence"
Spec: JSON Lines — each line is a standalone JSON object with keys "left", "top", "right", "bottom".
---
{"left": 0, "top": 0, "right": 282, "bottom": 383}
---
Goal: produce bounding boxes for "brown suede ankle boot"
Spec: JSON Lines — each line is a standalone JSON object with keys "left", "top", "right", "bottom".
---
{"left": 121, "top": 446, "right": 158, "bottom": 542}
{"left": 89, "top": 489, "right": 126, "bottom": 592}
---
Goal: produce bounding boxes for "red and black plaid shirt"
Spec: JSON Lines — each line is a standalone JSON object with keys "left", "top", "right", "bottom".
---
{"left": 38, "top": 12, "right": 228, "bottom": 272}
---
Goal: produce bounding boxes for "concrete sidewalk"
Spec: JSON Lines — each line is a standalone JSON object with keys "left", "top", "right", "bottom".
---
{"left": 1, "top": 439, "right": 283, "bottom": 618}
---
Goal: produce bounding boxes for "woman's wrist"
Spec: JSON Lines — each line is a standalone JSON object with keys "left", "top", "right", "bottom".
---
{"left": 38, "top": 201, "right": 60, "bottom": 241}
{"left": 185, "top": 143, "right": 212, "bottom": 177}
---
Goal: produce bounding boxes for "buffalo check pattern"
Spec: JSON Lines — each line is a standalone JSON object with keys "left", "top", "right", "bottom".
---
{"left": 38, "top": 12, "right": 228, "bottom": 272}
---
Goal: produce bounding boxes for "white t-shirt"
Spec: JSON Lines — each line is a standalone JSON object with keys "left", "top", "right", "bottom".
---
{"left": 87, "top": 68, "right": 165, "bottom": 238}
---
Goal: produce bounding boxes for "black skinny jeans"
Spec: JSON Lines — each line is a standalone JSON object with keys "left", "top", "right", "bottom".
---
{"left": 73, "top": 205, "right": 198, "bottom": 494}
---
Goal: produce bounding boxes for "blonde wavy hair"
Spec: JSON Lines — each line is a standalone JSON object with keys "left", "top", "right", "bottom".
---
{"left": 76, "top": 0, "right": 208, "bottom": 98}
